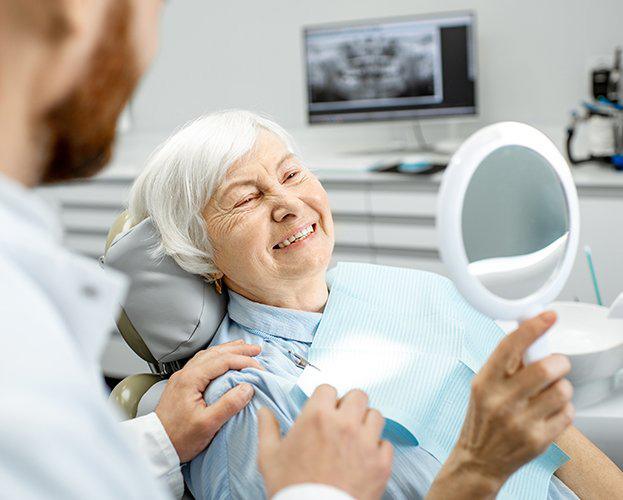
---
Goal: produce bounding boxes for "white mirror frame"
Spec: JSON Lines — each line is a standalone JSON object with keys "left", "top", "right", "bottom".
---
{"left": 438, "top": 122, "right": 580, "bottom": 325}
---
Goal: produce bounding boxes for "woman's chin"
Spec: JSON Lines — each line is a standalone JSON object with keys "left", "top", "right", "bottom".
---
{"left": 272, "top": 249, "right": 331, "bottom": 277}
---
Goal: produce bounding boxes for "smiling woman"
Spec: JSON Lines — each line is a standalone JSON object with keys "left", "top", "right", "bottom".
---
{"left": 127, "top": 110, "right": 588, "bottom": 500}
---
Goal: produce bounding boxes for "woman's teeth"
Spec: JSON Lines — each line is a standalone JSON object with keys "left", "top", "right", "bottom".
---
{"left": 276, "top": 225, "right": 315, "bottom": 249}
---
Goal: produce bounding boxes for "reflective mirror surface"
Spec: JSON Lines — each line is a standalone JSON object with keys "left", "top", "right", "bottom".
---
{"left": 462, "top": 145, "right": 569, "bottom": 300}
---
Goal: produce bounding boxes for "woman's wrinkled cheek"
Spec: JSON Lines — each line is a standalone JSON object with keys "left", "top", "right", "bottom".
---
{"left": 211, "top": 210, "right": 266, "bottom": 272}
{"left": 204, "top": 211, "right": 239, "bottom": 266}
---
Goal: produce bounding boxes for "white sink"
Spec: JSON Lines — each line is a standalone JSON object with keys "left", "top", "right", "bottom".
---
{"left": 548, "top": 301, "right": 623, "bottom": 408}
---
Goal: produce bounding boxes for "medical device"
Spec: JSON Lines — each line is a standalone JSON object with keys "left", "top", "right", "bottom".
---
{"left": 584, "top": 245, "right": 603, "bottom": 306}
{"left": 437, "top": 122, "right": 580, "bottom": 364}
{"left": 566, "top": 47, "right": 623, "bottom": 169}
{"left": 288, "top": 350, "right": 320, "bottom": 371}
{"left": 303, "top": 11, "right": 476, "bottom": 124}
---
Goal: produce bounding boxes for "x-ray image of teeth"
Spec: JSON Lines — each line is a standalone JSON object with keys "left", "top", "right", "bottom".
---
{"left": 307, "top": 25, "right": 443, "bottom": 110}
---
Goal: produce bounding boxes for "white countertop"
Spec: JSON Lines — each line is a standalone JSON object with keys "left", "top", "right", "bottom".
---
{"left": 96, "top": 144, "right": 623, "bottom": 189}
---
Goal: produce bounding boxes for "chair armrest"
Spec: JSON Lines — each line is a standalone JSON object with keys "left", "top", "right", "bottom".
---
{"left": 110, "top": 373, "right": 164, "bottom": 419}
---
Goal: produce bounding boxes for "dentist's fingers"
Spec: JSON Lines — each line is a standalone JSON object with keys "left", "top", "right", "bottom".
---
{"left": 484, "top": 312, "right": 557, "bottom": 377}
{"left": 364, "top": 408, "right": 386, "bottom": 439}
{"left": 205, "top": 383, "right": 255, "bottom": 434}
{"left": 207, "top": 353, "right": 264, "bottom": 376}
{"left": 178, "top": 353, "right": 264, "bottom": 390}
{"left": 258, "top": 407, "right": 282, "bottom": 464}
{"left": 306, "top": 384, "right": 339, "bottom": 412}
{"left": 379, "top": 440, "right": 394, "bottom": 466}
{"left": 208, "top": 341, "right": 261, "bottom": 357}
{"left": 338, "top": 389, "right": 369, "bottom": 421}
{"left": 219, "top": 339, "right": 245, "bottom": 346}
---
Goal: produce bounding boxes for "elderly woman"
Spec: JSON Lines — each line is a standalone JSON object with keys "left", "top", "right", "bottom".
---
{"left": 128, "top": 110, "right": 622, "bottom": 499}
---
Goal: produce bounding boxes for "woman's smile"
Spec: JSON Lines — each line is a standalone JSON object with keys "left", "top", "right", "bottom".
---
{"left": 272, "top": 223, "right": 318, "bottom": 251}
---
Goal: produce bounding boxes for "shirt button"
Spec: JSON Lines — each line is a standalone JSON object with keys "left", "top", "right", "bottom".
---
{"left": 81, "top": 285, "right": 99, "bottom": 298}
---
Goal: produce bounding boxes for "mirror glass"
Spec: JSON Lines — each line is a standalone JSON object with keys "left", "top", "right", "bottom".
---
{"left": 462, "top": 145, "right": 569, "bottom": 300}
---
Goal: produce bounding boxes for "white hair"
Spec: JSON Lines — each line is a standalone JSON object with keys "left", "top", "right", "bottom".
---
{"left": 128, "top": 109, "right": 297, "bottom": 277}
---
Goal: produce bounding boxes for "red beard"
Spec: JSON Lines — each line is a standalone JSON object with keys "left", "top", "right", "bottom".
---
{"left": 41, "top": 1, "right": 140, "bottom": 184}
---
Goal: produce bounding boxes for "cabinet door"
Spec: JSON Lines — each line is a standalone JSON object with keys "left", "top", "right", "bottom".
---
{"left": 372, "top": 221, "right": 437, "bottom": 251}
{"left": 370, "top": 190, "right": 438, "bottom": 217}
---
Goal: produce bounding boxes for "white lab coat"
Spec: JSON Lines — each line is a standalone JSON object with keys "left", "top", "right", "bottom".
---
{"left": 0, "top": 172, "right": 351, "bottom": 500}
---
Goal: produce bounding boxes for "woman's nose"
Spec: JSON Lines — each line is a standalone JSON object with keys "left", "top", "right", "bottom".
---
{"left": 271, "top": 193, "right": 305, "bottom": 223}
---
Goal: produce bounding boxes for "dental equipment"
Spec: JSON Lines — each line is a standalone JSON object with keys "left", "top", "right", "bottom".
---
{"left": 288, "top": 350, "right": 320, "bottom": 371}
{"left": 584, "top": 245, "right": 603, "bottom": 306}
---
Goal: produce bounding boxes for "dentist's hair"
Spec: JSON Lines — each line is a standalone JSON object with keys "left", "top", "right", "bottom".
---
{"left": 128, "top": 109, "right": 296, "bottom": 278}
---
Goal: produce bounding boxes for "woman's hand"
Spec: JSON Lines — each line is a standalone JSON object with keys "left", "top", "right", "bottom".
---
{"left": 258, "top": 385, "right": 393, "bottom": 500}
{"left": 155, "top": 339, "right": 263, "bottom": 463}
{"left": 428, "top": 312, "right": 574, "bottom": 499}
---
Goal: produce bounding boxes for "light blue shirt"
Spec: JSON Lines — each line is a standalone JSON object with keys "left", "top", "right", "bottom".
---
{"left": 185, "top": 289, "right": 577, "bottom": 500}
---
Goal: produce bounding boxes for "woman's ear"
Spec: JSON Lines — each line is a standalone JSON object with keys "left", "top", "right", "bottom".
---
{"left": 209, "top": 272, "right": 224, "bottom": 295}
{"left": 210, "top": 271, "right": 224, "bottom": 281}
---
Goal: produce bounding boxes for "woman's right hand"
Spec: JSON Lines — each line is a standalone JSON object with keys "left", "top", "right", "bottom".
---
{"left": 429, "top": 312, "right": 574, "bottom": 498}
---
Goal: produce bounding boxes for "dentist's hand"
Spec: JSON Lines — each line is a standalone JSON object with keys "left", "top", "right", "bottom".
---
{"left": 428, "top": 312, "right": 574, "bottom": 499}
{"left": 155, "top": 339, "right": 262, "bottom": 463}
{"left": 258, "top": 385, "right": 393, "bottom": 500}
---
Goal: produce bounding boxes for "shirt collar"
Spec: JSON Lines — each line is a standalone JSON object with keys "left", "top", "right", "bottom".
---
{"left": 227, "top": 289, "right": 323, "bottom": 343}
{"left": 0, "top": 171, "right": 63, "bottom": 243}
{"left": 0, "top": 171, "right": 128, "bottom": 364}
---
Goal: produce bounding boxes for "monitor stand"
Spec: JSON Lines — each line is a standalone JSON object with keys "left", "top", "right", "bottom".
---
{"left": 340, "top": 121, "right": 458, "bottom": 174}
{"left": 342, "top": 121, "right": 459, "bottom": 157}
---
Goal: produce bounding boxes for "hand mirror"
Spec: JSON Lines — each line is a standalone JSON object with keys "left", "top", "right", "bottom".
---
{"left": 437, "top": 122, "right": 580, "bottom": 363}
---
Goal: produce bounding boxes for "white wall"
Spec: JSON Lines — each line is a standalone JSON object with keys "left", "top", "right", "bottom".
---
{"left": 129, "top": 0, "right": 622, "bottom": 149}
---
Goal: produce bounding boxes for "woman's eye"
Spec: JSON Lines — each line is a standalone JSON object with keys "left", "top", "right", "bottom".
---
{"left": 236, "top": 194, "right": 257, "bottom": 207}
{"left": 285, "top": 171, "right": 299, "bottom": 181}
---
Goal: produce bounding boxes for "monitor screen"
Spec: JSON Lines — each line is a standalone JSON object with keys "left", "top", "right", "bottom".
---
{"left": 304, "top": 12, "right": 476, "bottom": 124}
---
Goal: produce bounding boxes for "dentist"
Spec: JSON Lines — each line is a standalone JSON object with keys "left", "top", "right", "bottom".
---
{"left": 0, "top": 1, "right": 388, "bottom": 499}
{"left": 3, "top": 2, "right": 620, "bottom": 500}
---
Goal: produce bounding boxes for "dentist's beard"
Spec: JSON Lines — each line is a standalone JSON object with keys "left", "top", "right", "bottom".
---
{"left": 41, "top": 0, "right": 140, "bottom": 184}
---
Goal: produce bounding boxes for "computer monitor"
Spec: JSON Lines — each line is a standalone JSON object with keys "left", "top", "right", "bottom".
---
{"left": 304, "top": 12, "right": 477, "bottom": 124}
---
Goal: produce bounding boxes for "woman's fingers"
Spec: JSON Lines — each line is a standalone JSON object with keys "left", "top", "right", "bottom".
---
{"left": 512, "top": 354, "right": 571, "bottom": 399}
{"left": 484, "top": 312, "right": 557, "bottom": 378}
{"left": 544, "top": 403, "right": 575, "bottom": 442}
{"left": 527, "top": 378, "right": 574, "bottom": 419}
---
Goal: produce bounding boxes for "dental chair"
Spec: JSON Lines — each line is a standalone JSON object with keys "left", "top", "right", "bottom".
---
{"left": 103, "top": 211, "right": 227, "bottom": 419}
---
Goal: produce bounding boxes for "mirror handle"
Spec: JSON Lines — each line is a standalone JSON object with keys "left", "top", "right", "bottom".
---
{"left": 520, "top": 304, "right": 551, "bottom": 364}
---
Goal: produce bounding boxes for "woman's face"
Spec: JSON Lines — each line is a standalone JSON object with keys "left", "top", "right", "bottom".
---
{"left": 203, "top": 130, "right": 335, "bottom": 300}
